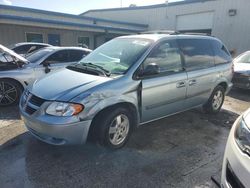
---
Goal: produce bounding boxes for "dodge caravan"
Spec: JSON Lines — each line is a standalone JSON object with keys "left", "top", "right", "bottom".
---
{"left": 20, "top": 33, "right": 233, "bottom": 149}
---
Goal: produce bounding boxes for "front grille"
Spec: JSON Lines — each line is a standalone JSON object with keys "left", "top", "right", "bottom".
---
{"left": 25, "top": 105, "right": 36, "bottom": 115}
{"left": 226, "top": 162, "right": 245, "bottom": 188}
{"left": 29, "top": 95, "right": 46, "bottom": 106}
{"left": 23, "top": 92, "right": 46, "bottom": 115}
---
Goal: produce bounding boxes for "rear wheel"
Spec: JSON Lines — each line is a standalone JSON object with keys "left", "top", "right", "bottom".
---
{"left": 203, "top": 85, "right": 225, "bottom": 114}
{"left": 92, "top": 107, "right": 134, "bottom": 149}
{"left": 0, "top": 79, "right": 23, "bottom": 106}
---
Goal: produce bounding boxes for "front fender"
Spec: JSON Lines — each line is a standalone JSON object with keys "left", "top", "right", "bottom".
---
{"left": 76, "top": 90, "right": 139, "bottom": 122}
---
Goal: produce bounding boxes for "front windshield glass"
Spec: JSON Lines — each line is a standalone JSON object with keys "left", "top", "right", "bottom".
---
{"left": 234, "top": 52, "right": 250, "bottom": 64}
{"left": 79, "top": 38, "right": 153, "bottom": 74}
{"left": 26, "top": 48, "right": 53, "bottom": 63}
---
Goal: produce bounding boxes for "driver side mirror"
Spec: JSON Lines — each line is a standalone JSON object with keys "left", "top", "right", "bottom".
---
{"left": 42, "top": 61, "right": 51, "bottom": 73}
{"left": 138, "top": 63, "right": 160, "bottom": 77}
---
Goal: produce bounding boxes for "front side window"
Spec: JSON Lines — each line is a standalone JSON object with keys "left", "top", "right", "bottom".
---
{"left": 26, "top": 33, "right": 43, "bottom": 43}
{"left": 79, "top": 38, "right": 153, "bottom": 75}
{"left": 45, "top": 50, "right": 69, "bottom": 64}
{"left": 68, "top": 50, "right": 87, "bottom": 62}
{"left": 143, "top": 40, "right": 183, "bottom": 74}
{"left": 178, "top": 39, "right": 215, "bottom": 71}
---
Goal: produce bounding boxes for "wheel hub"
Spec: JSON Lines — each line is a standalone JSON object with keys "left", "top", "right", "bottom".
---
{"left": 108, "top": 114, "right": 130, "bottom": 146}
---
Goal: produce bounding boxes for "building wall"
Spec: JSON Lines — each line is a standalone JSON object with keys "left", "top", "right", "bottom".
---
{"left": 84, "top": 0, "right": 250, "bottom": 55}
{"left": 0, "top": 24, "right": 95, "bottom": 49}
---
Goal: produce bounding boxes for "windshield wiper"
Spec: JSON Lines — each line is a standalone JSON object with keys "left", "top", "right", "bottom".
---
{"left": 81, "top": 62, "right": 111, "bottom": 77}
{"left": 68, "top": 63, "right": 111, "bottom": 77}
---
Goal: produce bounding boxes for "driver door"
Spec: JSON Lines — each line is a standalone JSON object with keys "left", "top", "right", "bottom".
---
{"left": 140, "top": 40, "right": 188, "bottom": 123}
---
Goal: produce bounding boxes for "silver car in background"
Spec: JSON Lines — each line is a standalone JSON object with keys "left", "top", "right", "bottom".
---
{"left": 20, "top": 33, "right": 233, "bottom": 149}
{"left": 9, "top": 42, "right": 52, "bottom": 57}
{"left": 0, "top": 45, "right": 91, "bottom": 106}
{"left": 232, "top": 51, "right": 250, "bottom": 89}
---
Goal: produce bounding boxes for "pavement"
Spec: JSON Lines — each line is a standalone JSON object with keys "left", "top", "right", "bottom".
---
{"left": 0, "top": 88, "right": 249, "bottom": 188}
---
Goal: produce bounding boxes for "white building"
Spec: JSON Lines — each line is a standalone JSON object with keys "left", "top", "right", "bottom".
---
{"left": 1, "top": 0, "right": 250, "bottom": 54}
{"left": 82, "top": 0, "right": 250, "bottom": 55}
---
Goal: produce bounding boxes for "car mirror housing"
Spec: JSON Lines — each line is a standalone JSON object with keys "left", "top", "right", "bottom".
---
{"left": 141, "top": 63, "right": 160, "bottom": 77}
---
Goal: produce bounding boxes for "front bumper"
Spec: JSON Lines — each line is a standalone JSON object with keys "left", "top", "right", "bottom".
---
{"left": 221, "top": 116, "right": 250, "bottom": 188}
{"left": 232, "top": 74, "right": 250, "bottom": 89}
{"left": 20, "top": 108, "right": 92, "bottom": 145}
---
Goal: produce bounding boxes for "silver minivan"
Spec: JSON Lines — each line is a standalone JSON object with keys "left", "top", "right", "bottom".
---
{"left": 20, "top": 33, "right": 233, "bottom": 149}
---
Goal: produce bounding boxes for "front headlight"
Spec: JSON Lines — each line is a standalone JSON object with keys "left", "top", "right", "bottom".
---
{"left": 235, "top": 118, "right": 250, "bottom": 155}
{"left": 46, "top": 102, "right": 84, "bottom": 117}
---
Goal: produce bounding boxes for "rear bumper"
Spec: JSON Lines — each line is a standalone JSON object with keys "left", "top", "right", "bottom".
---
{"left": 21, "top": 109, "right": 92, "bottom": 145}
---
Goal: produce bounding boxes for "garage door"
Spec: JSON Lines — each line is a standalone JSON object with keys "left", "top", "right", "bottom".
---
{"left": 176, "top": 12, "right": 214, "bottom": 33}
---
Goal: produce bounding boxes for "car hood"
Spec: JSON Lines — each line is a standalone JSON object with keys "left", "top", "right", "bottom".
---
{"left": 234, "top": 63, "right": 250, "bottom": 73}
{"left": 0, "top": 44, "right": 28, "bottom": 64}
{"left": 30, "top": 68, "right": 112, "bottom": 101}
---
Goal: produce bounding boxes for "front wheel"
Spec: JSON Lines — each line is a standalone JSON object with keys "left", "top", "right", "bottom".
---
{"left": 0, "top": 79, "right": 23, "bottom": 106}
{"left": 203, "top": 85, "right": 225, "bottom": 114}
{"left": 93, "top": 107, "right": 134, "bottom": 149}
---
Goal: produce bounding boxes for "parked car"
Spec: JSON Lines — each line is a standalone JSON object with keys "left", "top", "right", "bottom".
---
{"left": 0, "top": 45, "right": 92, "bottom": 106}
{"left": 221, "top": 108, "right": 250, "bottom": 188}
{"left": 232, "top": 51, "right": 250, "bottom": 89}
{"left": 19, "top": 33, "right": 233, "bottom": 149}
{"left": 9, "top": 42, "right": 52, "bottom": 56}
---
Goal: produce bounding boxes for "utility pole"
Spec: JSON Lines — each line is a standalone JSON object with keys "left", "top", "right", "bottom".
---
{"left": 120, "top": 0, "right": 123, "bottom": 7}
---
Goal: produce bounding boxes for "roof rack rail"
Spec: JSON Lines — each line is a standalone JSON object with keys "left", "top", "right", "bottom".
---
{"left": 138, "top": 30, "right": 180, "bottom": 35}
{"left": 179, "top": 32, "right": 211, "bottom": 36}
{"left": 139, "top": 30, "right": 212, "bottom": 36}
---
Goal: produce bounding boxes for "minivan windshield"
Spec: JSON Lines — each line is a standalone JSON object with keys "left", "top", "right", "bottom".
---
{"left": 78, "top": 38, "right": 153, "bottom": 75}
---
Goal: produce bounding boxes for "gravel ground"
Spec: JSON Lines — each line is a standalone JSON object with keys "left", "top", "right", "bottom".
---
{"left": 0, "top": 88, "right": 249, "bottom": 188}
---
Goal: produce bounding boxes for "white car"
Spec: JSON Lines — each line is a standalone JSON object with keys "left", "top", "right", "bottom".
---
{"left": 221, "top": 108, "right": 250, "bottom": 188}
{"left": 0, "top": 45, "right": 91, "bottom": 106}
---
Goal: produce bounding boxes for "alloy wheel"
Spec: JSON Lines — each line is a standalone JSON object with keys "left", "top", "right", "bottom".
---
{"left": 0, "top": 81, "right": 18, "bottom": 106}
{"left": 108, "top": 114, "right": 130, "bottom": 146}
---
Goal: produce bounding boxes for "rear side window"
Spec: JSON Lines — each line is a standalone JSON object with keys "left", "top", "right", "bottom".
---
{"left": 210, "top": 40, "right": 232, "bottom": 65}
{"left": 68, "top": 50, "right": 87, "bottom": 62}
{"left": 177, "top": 39, "right": 214, "bottom": 71}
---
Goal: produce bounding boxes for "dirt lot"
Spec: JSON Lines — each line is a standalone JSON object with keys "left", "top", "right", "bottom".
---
{"left": 0, "top": 88, "right": 249, "bottom": 188}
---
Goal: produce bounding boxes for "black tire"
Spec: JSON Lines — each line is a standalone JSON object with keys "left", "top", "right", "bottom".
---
{"left": 0, "top": 79, "right": 23, "bottom": 107}
{"left": 203, "top": 85, "right": 225, "bottom": 114}
{"left": 92, "top": 107, "right": 135, "bottom": 149}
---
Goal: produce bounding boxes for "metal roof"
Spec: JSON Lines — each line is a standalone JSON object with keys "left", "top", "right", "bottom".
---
{"left": 0, "top": 4, "right": 148, "bottom": 28}
{"left": 81, "top": 0, "right": 216, "bottom": 15}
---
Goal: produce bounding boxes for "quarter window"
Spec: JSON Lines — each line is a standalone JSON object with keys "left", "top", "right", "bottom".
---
{"left": 210, "top": 40, "right": 232, "bottom": 65}
{"left": 143, "top": 40, "right": 183, "bottom": 74}
{"left": 177, "top": 39, "right": 214, "bottom": 71}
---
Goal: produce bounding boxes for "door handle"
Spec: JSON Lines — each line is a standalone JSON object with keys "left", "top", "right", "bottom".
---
{"left": 176, "top": 81, "right": 186, "bottom": 88}
{"left": 189, "top": 79, "right": 197, "bottom": 86}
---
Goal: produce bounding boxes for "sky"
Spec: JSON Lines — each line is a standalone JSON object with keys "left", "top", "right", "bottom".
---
{"left": 0, "top": 0, "right": 182, "bottom": 15}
